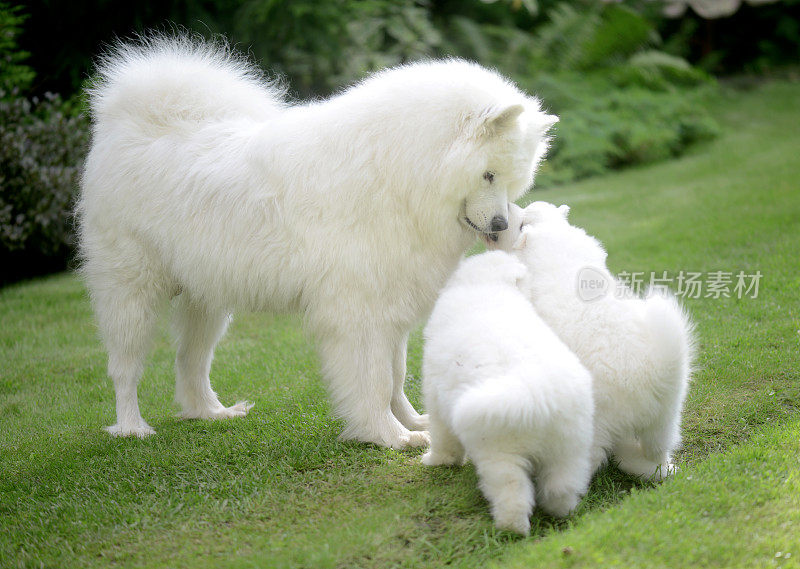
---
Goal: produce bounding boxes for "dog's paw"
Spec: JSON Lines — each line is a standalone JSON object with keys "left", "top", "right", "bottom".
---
{"left": 650, "top": 462, "right": 679, "bottom": 481}
{"left": 493, "top": 510, "right": 531, "bottom": 535}
{"left": 393, "top": 407, "right": 430, "bottom": 431}
{"left": 538, "top": 492, "right": 579, "bottom": 519}
{"left": 217, "top": 400, "right": 254, "bottom": 419}
{"left": 181, "top": 400, "right": 254, "bottom": 420}
{"left": 342, "top": 417, "right": 430, "bottom": 449}
{"left": 421, "top": 449, "right": 462, "bottom": 466}
{"left": 104, "top": 422, "right": 156, "bottom": 438}
{"left": 396, "top": 429, "right": 430, "bottom": 449}
{"left": 405, "top": 413, "right": 430, "bottom": 431}
{"left": 614, "top": 445, "right": 678, "bottom": 481}
{"left": 379, "top": 429, "right": 430, "bottom": 449}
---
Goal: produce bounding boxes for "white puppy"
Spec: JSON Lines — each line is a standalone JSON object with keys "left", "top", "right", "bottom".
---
{"left": 77, "top": 36, "right": 559, "bottom": 447}
{"left": 421, "top": 251, "right": 594, "bottom": 534}
{"left": 500, "top": 202, "right": 694, "bottom": 479}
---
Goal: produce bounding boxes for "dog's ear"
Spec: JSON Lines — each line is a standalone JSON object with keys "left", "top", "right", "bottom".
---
{"left": 535, "top": 113, "right": 559, "bottom": 135}
{"left": 479, "top": 104, "right": 525, "bottom": 137}
{"left": 558, "top": 204, "right": 570, "bottom": 219}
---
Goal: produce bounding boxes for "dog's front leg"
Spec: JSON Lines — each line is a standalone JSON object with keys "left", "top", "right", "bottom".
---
{"left": 316, "top": 326, "right": 430, "bottom": 449}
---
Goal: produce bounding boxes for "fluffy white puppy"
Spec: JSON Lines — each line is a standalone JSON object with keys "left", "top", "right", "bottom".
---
{"left": 500, "top": 202, "right": 694, "bottom": 479}
{"left": 77, "top": 35, "right": 559, "bottom": 447}
{"left": 421, "top": 251, "right": 594, "bottom": 534}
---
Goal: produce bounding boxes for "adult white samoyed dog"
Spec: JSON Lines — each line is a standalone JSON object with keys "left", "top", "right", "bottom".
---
{"left": 494, "top": 202, "right": 694, "bottom": 479}
{"left": 77, "top": 36, "right": 558, "bottom": 448}
{"left": 421, "top": 252, "right": 594, "bottom": 534}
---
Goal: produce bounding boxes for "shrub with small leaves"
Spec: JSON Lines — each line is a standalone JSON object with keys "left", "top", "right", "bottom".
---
{"left": 0, "top": 2, "right": 35, "bottom": 95}
{"left": 527, "top": 75, "right": 719, "bottom": 187}
{"left": 236, "top": 0, "right": 443, "bottom": 97}
{"left": 440, "top": 1, "right": 720, "bottom": 187}
{"left": 0, "top": 90, "right": 89, "bottom": 277}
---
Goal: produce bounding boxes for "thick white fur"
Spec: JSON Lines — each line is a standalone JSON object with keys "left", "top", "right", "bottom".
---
{"left": 77, "top": 35, "right": 558, "bottom": 447}
{"left": 504, "top": 202, "right": 694, "bottom": 479}
{"left": 421, "top": 251, "right": 594, "bottom": 534}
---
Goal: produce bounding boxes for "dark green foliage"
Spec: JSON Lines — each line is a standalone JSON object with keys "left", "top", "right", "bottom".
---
{"left": 235, "top": 0, "right": 442, "bottom": 96}
{"left": 0, "top": 3, "right": 89, "bottom": 282}
{"left": 0, "top": 2, "right": 35, "bottom": 94}
{"left": 578, "top": 4, "right": 657, "bottom": 68}
{"left": 612, "top": 50, "right": 711, "bottom": 91}
{"left": 658, "top": 0, "right": 800, "bottom": 74}
{"left": 439, "top": 1, "right": 719, "bottom": 187}
{"left": 0, "top": 92, "right": 89, "bottom": 278}
{"left": 528, "top": 76, "right": 719, "bottom": 186}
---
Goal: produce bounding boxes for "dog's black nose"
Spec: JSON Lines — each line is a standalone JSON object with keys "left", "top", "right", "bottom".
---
{"left": 490, "top": 215, "right": 508, "bottom": 232}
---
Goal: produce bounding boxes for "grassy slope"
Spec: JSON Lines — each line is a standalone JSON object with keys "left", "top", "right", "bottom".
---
{"left": 499, "top": 418, "right": 800, "bottom": 569}
{"left": 1, "top": 80, "right": 798, "bottom": 568}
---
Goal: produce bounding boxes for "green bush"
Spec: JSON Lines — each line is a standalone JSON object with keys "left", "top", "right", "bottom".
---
{"left": 521, "top": 73, "right": 718, "bottom": 187}
{"left": 0, "top": 2, "right": 35, "bottom": 94}
{"left": 0, "top": 3, "right": 89, "bottom": 282}
{"left": 439, "top": 1, "right": 719, "bottom": 187}
{"left": 235, "top": 0, "right": 442, "bottom": 96}
{"left": 0, "top": 91, "right": 89, "bottom": 277}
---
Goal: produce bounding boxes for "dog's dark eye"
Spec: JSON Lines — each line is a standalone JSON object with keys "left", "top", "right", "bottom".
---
{"left": 519, "top": 223, "right": 524, "bottom": 231}
{"left": 483, "top": 171, "right": 495, "bottom": 183}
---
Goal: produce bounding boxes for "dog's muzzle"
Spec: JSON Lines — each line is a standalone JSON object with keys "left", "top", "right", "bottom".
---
{"left": 462, "top": 216, "right": 505, "bottom": 242}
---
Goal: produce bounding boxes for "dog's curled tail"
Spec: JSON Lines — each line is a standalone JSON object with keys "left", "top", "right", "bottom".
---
{"left": 643, "top": 291, "right": 696, "bottom": 386}
{"left": 451, "top": 374, "right": 551, "bottom": 436}
{"left": 88, "top": 33, "right": 286, "bottom": 134}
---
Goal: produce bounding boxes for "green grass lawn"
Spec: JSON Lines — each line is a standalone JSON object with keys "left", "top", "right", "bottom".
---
{"left": 2, "top": 79, "right": 799, "bottom": 568}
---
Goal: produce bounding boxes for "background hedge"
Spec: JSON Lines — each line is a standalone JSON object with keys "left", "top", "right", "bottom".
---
{"left": 2, "top": 0, "right": 798, "bottom": 283}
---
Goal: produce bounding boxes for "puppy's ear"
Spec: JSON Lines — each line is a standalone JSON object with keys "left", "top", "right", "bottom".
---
{"left": 521, "top": 210, "right": 535, "bottom": 225}
{"left": 509, "top": 259, "right": 527, "bottom": 285}
{"left": 512, "top": 230, "right": 528, "bottom": 250}
{"left": 479, "top": 104, "right": 525, "bottom": 137}
{"left": 558, "top": 204, "right": 570, "bottom": 219}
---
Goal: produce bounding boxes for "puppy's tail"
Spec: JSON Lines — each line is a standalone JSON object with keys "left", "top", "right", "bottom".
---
{"left": 88, "top": 33, "right": 286, "bottom": 135}
{"left": 642, "top": 291, "right": 696, "bottom": 388}
{"left": 451, "top": 374, "right": 547, "bottom": 435}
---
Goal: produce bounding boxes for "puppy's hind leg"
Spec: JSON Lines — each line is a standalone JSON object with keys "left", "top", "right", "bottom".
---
{"left": 617, "top": 409, "right": 682, "bottom": 481}
{"left": 172, "top": 294, "right": 252, "bottom": 421}
{"left": 612, "top": 436, "right": 677, "bottom": 481}
{"left": 391, "top": 334, "right": 429, "bottom": 432}
{"left": 472, "top": 451, "right": 534, "bottom": 535}
{"left": 641, "top": 396, "right": 683, "bottom": 467}
{"left": 613, "top": 394, "right": 684, "bottom": 481}
{"left": 535, "top": 449, "right": 592, "bottom": 518}
{"left": 421, "top": 413, "right": 464, "bottom": 466}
